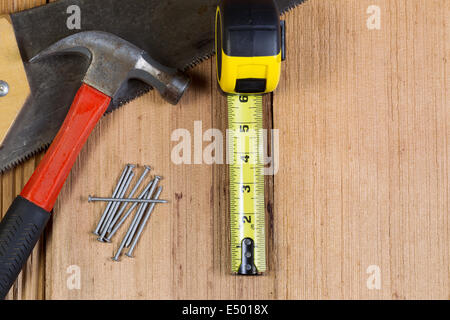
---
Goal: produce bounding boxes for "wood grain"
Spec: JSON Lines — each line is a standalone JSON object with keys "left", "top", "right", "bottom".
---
{"left": 274, "top": 0, "right": 449, "bottom": 299}
{"left": 0, "top": 0, "right": 448, "bottom": 300}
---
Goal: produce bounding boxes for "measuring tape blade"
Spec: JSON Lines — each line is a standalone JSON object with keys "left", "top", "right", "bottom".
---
{"left": 228, "top": 94, "right": 266, "bottom": 274}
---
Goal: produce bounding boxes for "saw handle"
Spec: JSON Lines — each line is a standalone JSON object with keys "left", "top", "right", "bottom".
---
{"left": 0, "top": 83, "right": 110, "bottom": 299}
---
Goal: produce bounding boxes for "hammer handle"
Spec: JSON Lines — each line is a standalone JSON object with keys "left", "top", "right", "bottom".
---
{"left": 21, "top": 83, "right": 111, "bottom": 211}
{"left": 0, "top": 83, "right": 110, "bottom": 299}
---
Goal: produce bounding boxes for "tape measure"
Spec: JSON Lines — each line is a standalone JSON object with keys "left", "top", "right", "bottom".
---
{"left": 228, "top": 94, "right": 266, "bottom": 274}
{"left": 216, "top": 0, "right": 285, "bottom": 274}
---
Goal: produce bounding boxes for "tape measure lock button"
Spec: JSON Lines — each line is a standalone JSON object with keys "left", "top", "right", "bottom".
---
{"left": 235, "top": 78, "right": 266, "bottom": 94}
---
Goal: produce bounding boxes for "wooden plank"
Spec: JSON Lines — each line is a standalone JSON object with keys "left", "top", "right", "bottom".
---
{"left": 0, "top": 0, "right": 448, "bottom": 300}
{"left": 274, "top": 0, "right": 448, "bottom": 299}
{"left": 0, "top": 0, "right": 46, "bottom": 301}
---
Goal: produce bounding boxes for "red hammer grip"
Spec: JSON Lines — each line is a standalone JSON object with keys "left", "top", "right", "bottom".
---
{"left": 21, "top": 83, "right": 111, "bottom": 211}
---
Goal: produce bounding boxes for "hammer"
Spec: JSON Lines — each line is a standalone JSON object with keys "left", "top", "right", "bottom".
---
{"left": 0, "top": 31, "right": 190, "bottom": 299}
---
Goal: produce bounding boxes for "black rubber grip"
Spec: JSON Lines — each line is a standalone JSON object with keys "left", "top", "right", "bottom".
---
{"left": 0, "top": 196, "right": 50, "bottom": 299}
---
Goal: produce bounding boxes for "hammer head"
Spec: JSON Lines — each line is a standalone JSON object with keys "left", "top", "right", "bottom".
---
{"left": 30, "top": 31, "right": 190, "bottom": 105}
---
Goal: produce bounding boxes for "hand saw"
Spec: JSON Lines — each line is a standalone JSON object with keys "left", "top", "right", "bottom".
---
{"left": 0, "top": 0, "right": 306, "bottom": 173}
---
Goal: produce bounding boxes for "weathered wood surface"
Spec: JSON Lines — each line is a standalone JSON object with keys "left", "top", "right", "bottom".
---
{"left": 0, "top": 0, "right": 448, "bottom": 299}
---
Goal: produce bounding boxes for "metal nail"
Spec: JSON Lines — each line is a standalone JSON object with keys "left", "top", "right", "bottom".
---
{"left": 105, "top": 179, "right": 154, "bottom": 241}
{"left": 98, "top": 171, "right": 135, "bottom": 239}
{"left": 126, "top": 186, "right": 163, "bottom": 258}
{"left": 113, "top": 199, "right": 147, "bottom": 261}
{"left": 93, "top": 164, "right": 130, "bottom": 235}
{"left": 125, "top": 199, "right": 148, "bottom": 247}
{"left": 125, "top": 176, "right": 161, "bottom": 247}
{"left": 112, "top": 240, "right": 126, "bottom": 261}
{"left": 112, "top": 185, "right": 156, "bottom": 262}
{"left": 0, "top": 80, "right": 9, "bottom": 97}
{"left": 98, "top": 169, "right": 135, "bottom": 241}
{"left": 101, "top": 164, "right": 136, "bottom": 232}
{"left": 107, "top": 165, "right": 152, "bottom": 232}
{"left": 101, "top": 169, "right": 136, "bottom": 233}
{"left": 89, "top": 197, "right": 168, "bottom": 204}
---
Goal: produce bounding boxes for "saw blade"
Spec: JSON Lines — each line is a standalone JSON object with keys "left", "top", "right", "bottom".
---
{"left": 0, "top": 0, "right": 307, "bottom": 173}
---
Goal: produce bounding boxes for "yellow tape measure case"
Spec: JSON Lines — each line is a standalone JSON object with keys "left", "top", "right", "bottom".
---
{"left": 216, "top": 0, "right": 286, "bottom": 94}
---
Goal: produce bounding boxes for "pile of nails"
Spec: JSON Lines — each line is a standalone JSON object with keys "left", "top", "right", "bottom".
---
{"left": 89, "top": 164, "right": 168, "bottom": 261}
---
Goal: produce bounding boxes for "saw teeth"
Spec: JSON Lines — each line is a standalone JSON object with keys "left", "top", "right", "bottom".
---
{"left": 113, "top": 88, "right": 152, "bottom": 111}
{"left": 0, "top": 143, "right": 50, "bottom": 174}
{"left": 184, "top": 53, "right": 215, "bottom": 72}
{"left": 280, "top": 0, "right": 308, "bottom": 15}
